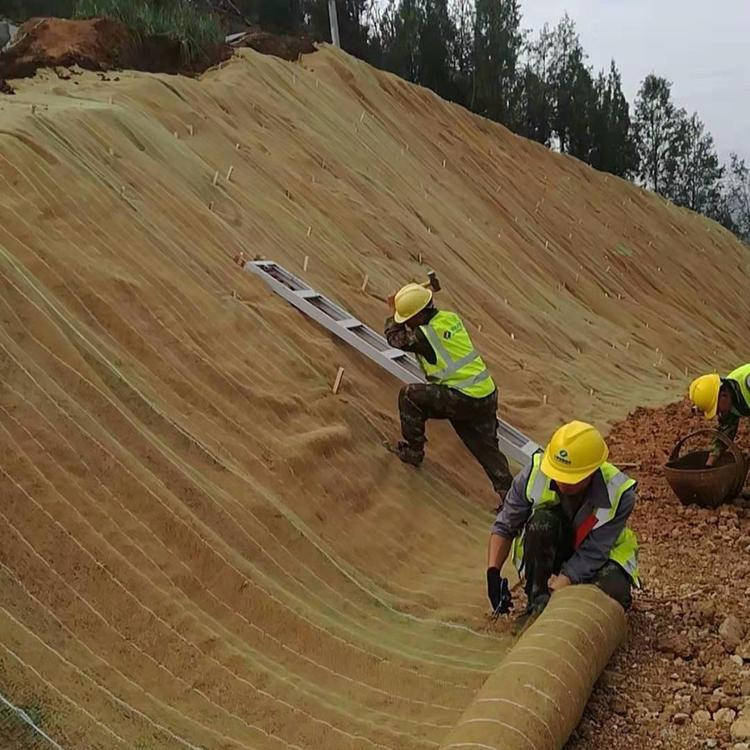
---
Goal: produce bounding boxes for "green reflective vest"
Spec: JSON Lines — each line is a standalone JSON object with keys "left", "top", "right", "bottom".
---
{"left": 417, "top": 311, "right": 495, "bottom": 398}
{"left": 727, "top": 363, "right": 750, "bottom": 409}
{"left": 511, "top": 454, "right": 640, "bottom": 586}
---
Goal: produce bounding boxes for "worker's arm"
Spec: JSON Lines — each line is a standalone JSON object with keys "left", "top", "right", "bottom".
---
{"left": 487, "top": 464, "right": 533, "bottom": 567}
{"left": 384, "top": 317, "right": 436, "bottom": 363}
{"left": 560, "top": 485, "right": 636, "bottom": 584}
{"left": 486, "top": 466, "right": 531, "bottom": 612}
{"left": 708, "top": 412, "right": 740, "bottom": 465}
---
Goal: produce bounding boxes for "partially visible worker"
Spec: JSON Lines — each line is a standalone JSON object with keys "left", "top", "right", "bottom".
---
{"left": 384, "top": 282, "right": 512, "bottom": 502}
{"left": 486, "top": 420, "right": 640, "bottom": 632}
{"left": 689, "top": 364, "right": 750, "bottom": 465}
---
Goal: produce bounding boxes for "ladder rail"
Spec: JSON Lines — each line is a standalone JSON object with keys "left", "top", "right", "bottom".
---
{"left": 244, "top": 260, "right": 539, "bottom": 466}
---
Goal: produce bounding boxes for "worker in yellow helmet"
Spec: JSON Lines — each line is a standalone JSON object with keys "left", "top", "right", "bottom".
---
{"left": 486, "top": 421, "right": 640, "bottom": 633}
{"left": 689, "top": 364, "right": 750, "bottom": 466}
{"left": 384, "top": 281, "right": 512, "bottom": 503}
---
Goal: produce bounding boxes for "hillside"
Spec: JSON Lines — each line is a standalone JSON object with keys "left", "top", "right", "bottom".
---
{"left": 0, "top": 41, "right": 747, "bottom": 749}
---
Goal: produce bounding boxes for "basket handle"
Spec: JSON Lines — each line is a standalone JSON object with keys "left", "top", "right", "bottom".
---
{"left": 669, "top": 429, "right": 742, "bottom": 464}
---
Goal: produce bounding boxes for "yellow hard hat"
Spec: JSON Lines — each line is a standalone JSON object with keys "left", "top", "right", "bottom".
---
{"left": 393, "top": 283, "right": 433, "bottom": 323}
{"left": 689, "top": 373, "right": 721, "bottom": 419}
{"left": 541, "top": 420, "right": 609, "bottom": 484}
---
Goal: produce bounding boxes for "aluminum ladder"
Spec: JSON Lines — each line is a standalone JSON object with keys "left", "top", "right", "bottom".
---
{"left": 242, "top": 259, "right": 539, "bottom": 466}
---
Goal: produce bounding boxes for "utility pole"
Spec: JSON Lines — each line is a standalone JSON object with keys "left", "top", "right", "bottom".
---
{"left": 328, "top": 0, "right": 341, "bottom": 47}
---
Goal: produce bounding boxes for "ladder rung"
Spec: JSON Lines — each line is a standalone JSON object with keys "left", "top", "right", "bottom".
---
{"left": 296, "top": 289, "right": 319, "bottom": 299}
{"left": 382, "top": 348, "right": 405, "bottom": 359}
{"left": 338, "top": 318, "right": 361, "bottom": 329}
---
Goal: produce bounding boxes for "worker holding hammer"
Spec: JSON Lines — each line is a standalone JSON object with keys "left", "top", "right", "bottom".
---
{"left": 384, "top": 275, "right": 513, "bottom": 503}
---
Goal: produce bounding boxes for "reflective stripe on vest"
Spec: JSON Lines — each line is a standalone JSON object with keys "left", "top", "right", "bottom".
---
{"left": 728, "top": 363, "right": 750, "bottom": 408}
{"left": 511, "top": 454, "right": 640, "bottom": 586}
{"left": 417, "top": 311, "right": 495, "bottom": 398}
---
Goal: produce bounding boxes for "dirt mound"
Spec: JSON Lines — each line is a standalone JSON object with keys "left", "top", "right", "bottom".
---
{"left": 0, "top": 17, "right": 230, "bottom": 92}
{"left": 0, "top": 44, "right": 748, "bottom": 748}
{"left": 234, "top": 28, "right": 317, "bottom": 61}
{"left": 568, "top": 403, "right": 750, "bottom": 749}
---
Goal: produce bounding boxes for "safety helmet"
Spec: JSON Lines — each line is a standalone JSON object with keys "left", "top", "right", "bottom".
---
{"left": 541, "top": 420, "right": 609, "bottom": 484}
{"left": 393, "top": 283, "right": 433, "bottom": 323}
{"left": 688, "top": 373, "right": 721, "bottom": 419}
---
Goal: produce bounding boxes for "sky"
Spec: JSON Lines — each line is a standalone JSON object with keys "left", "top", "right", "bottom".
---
{"left": 519, "top": 0, "right": 750, "bottom": 164}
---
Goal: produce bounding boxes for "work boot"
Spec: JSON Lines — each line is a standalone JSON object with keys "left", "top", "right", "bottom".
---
{"left": 396, "top": 441, "right": 423, "bottom": 467}
{"left": 384, "top": 440, "right": 423, "bottom": 467}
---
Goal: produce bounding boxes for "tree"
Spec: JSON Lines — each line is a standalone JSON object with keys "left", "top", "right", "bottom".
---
{"left": 547, "top": 14, "right": 591, "bottom": 155}
{"left": 590, "top": 61, "right": 638, "bottom": 177}
{"left": 632, "top": 74, "right": 682, "bottom": 194}
{"left": 379, "top": 0, "right": 422, "bottom": 83}
{"left": 668, "top": 112, "right": 723, "bottom": 215}
{"left": 450, "top": 0, "right": 475, "bottom": 109}
{"left": 417, "top": 0, "right": 457, "bottom": 101}
{"left": 515, "top": 24, "right": 554, "bottom": 146}
{"left": 471, "top": 0, "right": 522, "bottom": 125}
{"left": 304, "top": 0, "right": 377, "bottom": 60}
{"left": 721, "top": 154, "right": 750, "bottom": 241}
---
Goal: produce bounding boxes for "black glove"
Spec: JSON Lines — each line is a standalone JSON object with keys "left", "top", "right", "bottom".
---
{"left": 486, "top": 567, "right": 513, "bottom": 618}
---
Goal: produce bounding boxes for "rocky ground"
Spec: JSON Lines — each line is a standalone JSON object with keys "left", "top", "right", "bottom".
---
{"left": 567, "top": 400, "right": 750, "bottom": 750}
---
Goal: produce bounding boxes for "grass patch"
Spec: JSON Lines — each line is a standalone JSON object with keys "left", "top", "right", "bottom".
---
{"left": 74, "top": 0, "right": 225, "bottom": 66}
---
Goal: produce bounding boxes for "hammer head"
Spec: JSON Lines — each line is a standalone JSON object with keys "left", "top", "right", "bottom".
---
{"left": 427, "top": 271, "right": 441, "bottom": 292}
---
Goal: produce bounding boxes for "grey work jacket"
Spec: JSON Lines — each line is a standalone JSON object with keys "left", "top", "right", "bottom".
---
{"left": 491, "top": 460, "right": 637, "bottom": 583}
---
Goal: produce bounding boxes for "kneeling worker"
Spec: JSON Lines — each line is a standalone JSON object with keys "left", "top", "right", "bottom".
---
{"left": 689, "top": 364, "right": 750, "bottom": 466}
{"left": 384, "top": 281, "right": 512, "bottom": 501}
{"left": 486, "top": 420, "right": 640, "bottom": 632}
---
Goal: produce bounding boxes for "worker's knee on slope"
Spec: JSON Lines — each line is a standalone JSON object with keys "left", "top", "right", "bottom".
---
{"left": 398, "top": 383, "right": 426, "bottom": 411}
{"left": 592, "top": 561, "right": 632, "bottom": 611}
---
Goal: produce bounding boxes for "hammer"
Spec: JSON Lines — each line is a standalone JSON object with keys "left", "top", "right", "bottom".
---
{"left": 421, "top": 270, "right": 441, "bottom": 292}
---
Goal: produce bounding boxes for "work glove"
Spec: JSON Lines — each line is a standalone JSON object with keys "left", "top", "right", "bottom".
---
{"left": 487, "top": 567, "right": 513, "bottom": 619}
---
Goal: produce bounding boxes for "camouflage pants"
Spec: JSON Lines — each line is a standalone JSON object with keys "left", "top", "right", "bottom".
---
{"left": 522, "top": 505, "right": 632, "bottom": 611}
{"left": 398, "top": 384, "right": 512, "bottom": 495}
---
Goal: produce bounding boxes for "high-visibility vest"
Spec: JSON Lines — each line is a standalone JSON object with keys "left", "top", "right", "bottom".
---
{"left": 417, "top": 311, "right": 495, "bottom": 398}
{"left": 727, "top": 363, "right": 750, "bottom": 409}
{"left": 511, "top": 453, "right": 640, "bottom": 586}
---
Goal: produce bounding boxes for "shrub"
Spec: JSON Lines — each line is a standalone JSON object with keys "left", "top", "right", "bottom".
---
{"left": 74, "top": 0, "right": 225, "bottom": 66}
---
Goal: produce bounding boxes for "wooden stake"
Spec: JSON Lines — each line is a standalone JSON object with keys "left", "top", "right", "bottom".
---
{"left": 332, "top": 367, "right": 345, "bottom": 395}
{"left": 442, "top": 159, "right": 446, "bottom": 167}
{"left": 418, "top": 252, "right": 423, "bottom": 265}
{"left": 235, "top": 143, "right": 240, "bottom": 150}
{"left": 510, "top": 332, "right": 515, "bottom": 340}
{"left": 212, "top": 171, "right": 219, "bottom": 186}
{"left": 361, "top": 274, "right": 369, "bottom": 293}
{"left": 226, "top": 165, "right": 234, "bottom": 182}
{"left": 307, "top": 226, "right": 312, "bottom": 237}
{"left": 108, "top": 96, "right": 113, "bottom": 105}
{"left": 173, "top": 131, "right": 179, "bottom": 138}
{"left": 478, "top": 324, "right": 483, "bottom": 333}
{"left": 542, "top": 394, "right": 548, "bottom": 405}
{"left": 188, "top": 124, "right": 194, "bottom": 136}
{"left": 303, "top": 255, "right": 309, "bottom": 272}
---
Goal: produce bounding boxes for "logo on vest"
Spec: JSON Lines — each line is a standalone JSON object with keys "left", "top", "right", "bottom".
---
{"left": 443, "top": 331, "right": 452, "bottom": 339}
{"left": 554, "top": 449, "right": 572, "bottom": 465}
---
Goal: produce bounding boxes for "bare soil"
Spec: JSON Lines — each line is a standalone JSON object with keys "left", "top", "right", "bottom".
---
{"left": 0, "top": 17, "right": 230, "bottom": 93}
{"left": 568, "top": 402, "right": 750, "bottom": 749}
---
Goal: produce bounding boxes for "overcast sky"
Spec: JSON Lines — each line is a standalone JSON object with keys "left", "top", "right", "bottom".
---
{"left": 519, "top": 0, "right": 750, "bottom": 163}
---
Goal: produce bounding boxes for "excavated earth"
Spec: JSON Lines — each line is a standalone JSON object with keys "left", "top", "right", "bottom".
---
{"left": 0, "top": 21, "right": 748, "bottom": 750}
{"left": 568, "top": 403, "right": 750, "bottom": 750}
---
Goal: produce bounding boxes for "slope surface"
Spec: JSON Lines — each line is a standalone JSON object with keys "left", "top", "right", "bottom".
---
{"left": 0, "top": 45, "right": 746, "bottom": 749}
